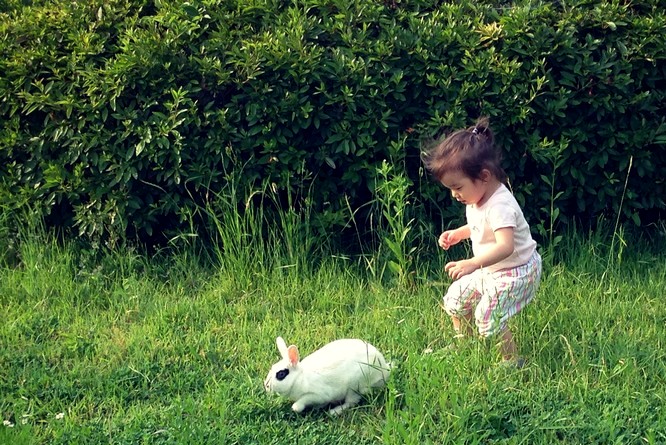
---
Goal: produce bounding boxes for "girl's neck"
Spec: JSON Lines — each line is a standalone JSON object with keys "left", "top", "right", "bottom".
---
{"left": 474, "top": 178, "right": 502, "bottom": 208}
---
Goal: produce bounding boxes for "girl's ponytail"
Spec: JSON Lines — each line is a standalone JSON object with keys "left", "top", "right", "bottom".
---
{"left": 469, "top": 116, "right": 494, "bottom": 147}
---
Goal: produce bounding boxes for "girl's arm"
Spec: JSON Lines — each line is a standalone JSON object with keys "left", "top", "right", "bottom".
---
{"left": 455, "top": 224, "right": 471, "bottom": 240}
{"left": 471, "top": 227, "right": 514, "bottom": 268}
{"left": 439, "top": 224, "right": 471, "bottom": 250}
{"left": 444, "top": 227, "right": 514, "bottom": 279}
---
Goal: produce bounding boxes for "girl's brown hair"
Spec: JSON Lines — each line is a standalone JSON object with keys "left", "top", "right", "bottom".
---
{"left": 422, "top": 117, "right": 507, "bottom": 183}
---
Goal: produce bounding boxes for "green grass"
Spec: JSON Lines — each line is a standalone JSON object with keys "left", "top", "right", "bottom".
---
{"left": 1, "top": 216, "right": 666, "bottom": 444}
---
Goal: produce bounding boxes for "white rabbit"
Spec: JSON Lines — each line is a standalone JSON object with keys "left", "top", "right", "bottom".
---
{"left": 264, "top": 336, "right": 391, "bottom": 415}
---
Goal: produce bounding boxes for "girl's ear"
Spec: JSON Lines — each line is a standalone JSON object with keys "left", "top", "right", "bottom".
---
{"left": 287, "top": 345, "right": 300, "bottom": 366}
{"left": 479, "top": 168, "right": 492, "bottom": 182}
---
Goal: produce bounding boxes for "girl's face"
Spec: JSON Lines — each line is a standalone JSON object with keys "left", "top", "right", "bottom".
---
{"left": 440, "top": 170, "right": 495, "bottom": 207}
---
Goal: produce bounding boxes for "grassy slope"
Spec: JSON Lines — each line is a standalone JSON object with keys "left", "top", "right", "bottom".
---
{"left": 1, "top": 228, "right": 665, "bottom": 445}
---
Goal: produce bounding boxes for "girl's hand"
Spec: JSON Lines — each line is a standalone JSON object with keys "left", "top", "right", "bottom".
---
{"left": 445, "top": 259, "right": 480, "bottom": 280}
{"left": 438, "top": 230, "right": 460, "bottom": 250}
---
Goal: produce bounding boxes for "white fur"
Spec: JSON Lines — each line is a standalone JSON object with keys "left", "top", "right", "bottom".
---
{"left": 264, "top": 336, "right": 391, "bottom": 415}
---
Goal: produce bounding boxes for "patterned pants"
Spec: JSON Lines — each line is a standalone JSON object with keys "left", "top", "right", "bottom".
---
{"left": 443, "top": 251, "right": 542, "bottom": 337}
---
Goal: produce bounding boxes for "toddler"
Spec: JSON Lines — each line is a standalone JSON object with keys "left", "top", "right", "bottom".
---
{"left": 423, "top": 117, "right": 542, "bottom": 366}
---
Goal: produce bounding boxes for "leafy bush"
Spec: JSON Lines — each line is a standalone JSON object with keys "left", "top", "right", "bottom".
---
{"left": 1, "top": 0, "right": 664, "bottom": 245}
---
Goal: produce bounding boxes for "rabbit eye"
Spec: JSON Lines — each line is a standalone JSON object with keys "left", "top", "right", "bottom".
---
{"left": 276, "top": 369, "right": 289, "bottom": 381}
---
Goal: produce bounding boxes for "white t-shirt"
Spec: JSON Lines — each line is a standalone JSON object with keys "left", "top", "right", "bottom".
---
{"left": 466, "top": 183, "right": 536, "bottom": 272}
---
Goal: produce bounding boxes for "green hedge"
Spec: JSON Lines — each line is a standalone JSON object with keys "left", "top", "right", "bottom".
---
{"left": 1, "top": 0, "right": 664, "bottom": 244}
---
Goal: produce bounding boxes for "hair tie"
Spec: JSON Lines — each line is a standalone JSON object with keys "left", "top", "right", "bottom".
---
{"left": 471, "top": 127, "right": 479, "bottom": 135}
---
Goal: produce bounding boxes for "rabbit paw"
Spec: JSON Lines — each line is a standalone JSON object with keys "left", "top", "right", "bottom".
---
{"left": 328, "top": 393, "right": 362, "bottom": 416}
{"left": 291, "top": 401, "right": 306, "bottom": 413}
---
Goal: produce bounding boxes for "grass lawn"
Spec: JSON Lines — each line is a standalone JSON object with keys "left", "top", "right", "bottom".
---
{"left": 1, "top": 224, "right": 665, "bottom": 444}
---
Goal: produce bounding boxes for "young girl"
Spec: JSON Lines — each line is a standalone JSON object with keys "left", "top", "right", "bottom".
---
{"left": 423, "top": 117, "right": 542, "bottom": 366}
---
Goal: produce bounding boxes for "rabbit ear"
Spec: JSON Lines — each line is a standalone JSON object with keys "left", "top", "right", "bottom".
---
{"left": 276, "top": 337, "right": 289, "bottom": 359}
{"left": 287, "top": 345, "right": 299, "bottom": 366}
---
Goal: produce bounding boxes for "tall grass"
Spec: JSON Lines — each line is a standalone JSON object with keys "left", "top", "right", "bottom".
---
{"left": 1, "top": 188, "right": 665, "bottom": 444}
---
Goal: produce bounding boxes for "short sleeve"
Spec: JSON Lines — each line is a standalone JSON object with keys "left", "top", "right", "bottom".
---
{"left": 487, "top": 202, "right": 517, "bottom": 232}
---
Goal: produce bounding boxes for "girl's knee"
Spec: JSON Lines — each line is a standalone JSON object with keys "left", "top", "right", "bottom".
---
{"left": 474, "top": 311, "right": 506, "bottom": 338}
{"left": 443, "top": 297, "right": 468, "bottom": 317}
{"left": 475, "top": 321, "right": 506, "bottom": 338}
{"left": 444, "top": 279, "right": 481, "bottom": 316}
